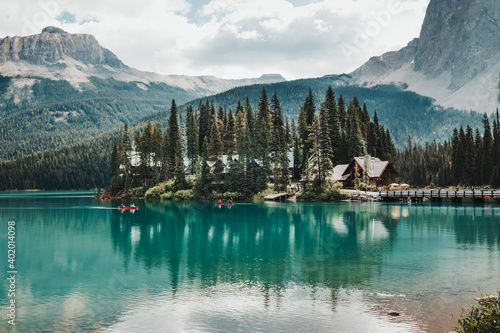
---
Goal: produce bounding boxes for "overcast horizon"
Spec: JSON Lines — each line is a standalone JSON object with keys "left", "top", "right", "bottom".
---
{"left": 1, "top": 0, "right": 430, "bottom": 80}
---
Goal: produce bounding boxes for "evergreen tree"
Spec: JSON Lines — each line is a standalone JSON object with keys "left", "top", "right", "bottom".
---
{"left": 120, "top": 123, "right": 132, "bottom": 176}
{"left": 474, "top": 128, "right": 483, "bottom": 186}
{"left": 338, "top": 94, "right": 346, "bottom": 129}
{"left": 255, "top": 87, "right": 271, "bottom": 170}
{"left": 481, "top": 115, "right": 494, "bottom": 185}
{"left": 285, "top": 118, "right": 291, "bottom": 145}
{"left": 302, "top": 89, "right": 316, "bottom": 157}
{"left": 493, "top": 110, "right": 500, "bottom": 187}
{"left": 110, "top": 141, "right": 121, "bottom": 178}
{"left": 306, "top": 115, "right": 332, "bottom": 186}
{"left": 198, "top": 100, "right": 210, "bottom": 156}
{"left": 464, "top": 125, "right": 475, "bottom": 186}
{"left": 270, "top": 91, "right": 288, "bottom": 190}
{"left": 207, "top": 114, "right": 223, "bottom": 161}
{"left": 245, "top": 96, "right": 255, "bottom": 157}
{"left": 235, "top": 108, "right": 246, "bottom": 150}
{"left": 224, "top": 109, "right": 236, "bottom": 156}
{"left": 186, "top": 105, "right": 198, "bottom": 172}
{"left": 167, "top": 100, "right": 181, "bottom": 175}
{"left": 324, "top": 86, "right": 341, "bottom": 164}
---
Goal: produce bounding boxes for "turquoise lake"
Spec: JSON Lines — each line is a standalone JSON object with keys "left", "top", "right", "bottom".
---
{"left": 0, "top": 191, "right": 499, "bottom": 332}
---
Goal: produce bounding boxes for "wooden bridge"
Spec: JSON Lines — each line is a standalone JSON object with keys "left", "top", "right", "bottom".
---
{"left": 380, "top": 190, "right": 500, "bottom": 203}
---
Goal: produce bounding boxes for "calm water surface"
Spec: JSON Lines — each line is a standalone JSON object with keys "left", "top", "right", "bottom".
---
{"left": 0, "top": 191, "right": 499, "bottom": 332}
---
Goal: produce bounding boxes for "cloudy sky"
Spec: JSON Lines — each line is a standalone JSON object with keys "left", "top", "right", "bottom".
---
{"left": 0, "top": 0, "right": 430, "bottom": 80}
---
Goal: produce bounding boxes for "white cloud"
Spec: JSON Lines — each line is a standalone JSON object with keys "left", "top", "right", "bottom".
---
{"left": 0, "top": 0, "right": 430, "bottom": 80}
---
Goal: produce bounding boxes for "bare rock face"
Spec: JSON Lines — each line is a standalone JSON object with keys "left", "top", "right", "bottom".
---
{"left": 351, "top": 38, "right": 419, "bottom": 81}
{"left": 351, "top": 0, "right": 500, "bottom": 113}
{"left": 0, "top": 26, "right": 125, "bottom": 69}
{"left": 414, "top": 0, "right": 500, "bottom": 91}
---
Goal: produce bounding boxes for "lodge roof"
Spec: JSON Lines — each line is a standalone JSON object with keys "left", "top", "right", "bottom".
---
{"left": 353, "top": 156, "right": 390, "bottom": 179}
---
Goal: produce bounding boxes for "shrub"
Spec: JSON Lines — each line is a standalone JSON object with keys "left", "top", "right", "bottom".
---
{"left": 359, "top": 183, "right": 377, "bottom": 192}
{"left": 172, "top": 189, "right": 194, "bottom": 201}
{"left": 127, "top": 186, "right": 145, "bottom": 198}
{"left": 215, "top": 192, "right": 245, "bottom": 200}
{"left": 297, "top": 179, "right": 347, "bottom": 201}
{"left": 145, "top": 186, "right": 162, "bottom": 199}
{"left": 160, "top": 191, "right": 174, "bottom": 200}
{"left": 456, "top": 291, "right": 500, "bottom": 333}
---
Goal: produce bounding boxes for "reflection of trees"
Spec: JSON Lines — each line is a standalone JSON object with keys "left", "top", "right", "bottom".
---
{"left": 110, "top": 202, "right": 401, "bottom": 303}
{"left": 379, "top": 204, "right": 500, "bottom": 248}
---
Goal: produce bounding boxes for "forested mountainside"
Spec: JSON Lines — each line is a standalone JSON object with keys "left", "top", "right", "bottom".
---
{"left": 150, "top": 75, "right": 487, "bottom": 149}
{"left": 0, "top": 75, "right": 194, "bottom": 160}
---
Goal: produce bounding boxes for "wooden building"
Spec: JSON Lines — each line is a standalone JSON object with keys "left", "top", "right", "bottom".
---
{"left": 332, "top": 155, "right": 398, "bottom": 189}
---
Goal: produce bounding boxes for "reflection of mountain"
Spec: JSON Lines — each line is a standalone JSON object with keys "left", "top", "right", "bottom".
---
{"left": 110, "top": 202, "right": 397, "bottom": 294}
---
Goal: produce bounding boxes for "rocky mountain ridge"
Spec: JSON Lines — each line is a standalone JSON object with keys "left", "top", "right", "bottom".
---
{"left": 351, "top": 0, "right": 500, "bottom": 114}
{"left": 0, "top": 27, "right": 285, "bottom": 97}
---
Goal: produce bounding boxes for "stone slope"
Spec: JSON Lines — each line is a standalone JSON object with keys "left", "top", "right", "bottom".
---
{"left": 351, "top": 0, "right": 500, "bottom": 114}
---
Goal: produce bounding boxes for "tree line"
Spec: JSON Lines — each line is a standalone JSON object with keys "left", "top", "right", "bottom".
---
{"left": 110, "top": 86, "right": 396, "bottom": 197}
{"left": 397, "top": 112, "right": 500, "bottom": 187}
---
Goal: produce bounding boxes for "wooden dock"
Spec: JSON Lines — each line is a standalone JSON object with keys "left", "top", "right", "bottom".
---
{"left": 380, "top": 190, "right": 500, "bottom": 203}
{"left": 264, "top": 193, "right": 293, "bottom": 202}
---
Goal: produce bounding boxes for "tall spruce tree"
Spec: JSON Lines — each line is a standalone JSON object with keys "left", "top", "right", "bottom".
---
{"left": 255, "top": 88, "right": 271, "bottom": 169}
{"left": 481, "top": 115, "right": 494, "bottom": 185}
{"left": 121, "top": 123, "right": 132, "bottom": 176}
{"left": 110, "top": 141, "right": 121, "bottom": 178}
{"left": 186, "top": 105, "right": 198, "bottom": 172}
{"left": 198, "top": 100, "right": 210, "bottom": 156}
{"left": 324, "top": 86, "right": 341, "bottom": 164}
{"left": 224, "top": 109, "right": 236, "bottom": 157}
{"left": 270, "top": 91, "right": 288, "bottom": 190}
{"left": 207, "top": 114, "right": 223, "bottom": 161}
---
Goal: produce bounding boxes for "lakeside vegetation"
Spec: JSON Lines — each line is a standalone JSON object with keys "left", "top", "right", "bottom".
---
{"left": 106, "top": 86, "right": 394, "bottom": 200}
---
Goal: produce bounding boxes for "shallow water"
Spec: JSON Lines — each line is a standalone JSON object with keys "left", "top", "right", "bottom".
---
{"left": 0, "top": 192, "right": 499, "bottom": 332}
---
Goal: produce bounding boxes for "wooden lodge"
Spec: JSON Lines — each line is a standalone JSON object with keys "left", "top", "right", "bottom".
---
{"left": 332, "top": 155, "right": 398, "bottom": 189}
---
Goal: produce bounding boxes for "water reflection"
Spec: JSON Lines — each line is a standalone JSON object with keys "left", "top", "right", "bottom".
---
{"left": 1, "top": 193, "right": 499, "bottom": 332}
{"left": 110, "top": 202, "right": 399, "bottom": 293}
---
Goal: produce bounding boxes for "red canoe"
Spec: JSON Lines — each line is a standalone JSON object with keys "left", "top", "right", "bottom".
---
{"left": 215, "top": 202, "right": 233, "bottom": 205}
{"left": 118, "top": 206, "right": 139, "bottom": 210}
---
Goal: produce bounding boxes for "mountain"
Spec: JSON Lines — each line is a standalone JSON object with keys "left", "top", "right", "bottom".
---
{"left": 146, "top": 75, "right": 485, "bottom": 149}
{"left": 0, "top": 27, "right": 285, "bottom": 160}
{"left": 351, "top": 0, "right": 500, "bottom": 114}
{"left": 0, "top": 26, "right": 285, "bottom": 96}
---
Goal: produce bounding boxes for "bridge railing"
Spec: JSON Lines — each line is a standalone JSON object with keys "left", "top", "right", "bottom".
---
{"left": 379, "top": 190, "right": 500, "bottom": 199}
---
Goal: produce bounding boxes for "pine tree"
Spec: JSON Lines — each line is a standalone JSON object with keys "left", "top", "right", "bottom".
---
{"left": 245, "top": 96, "right": 255, "bottom": 158}
{"left": 302, "top": 89, "right": 316, "bottom": 157}
{"left": 186, "top": 105, "right": 198, "bottom": 172}
{"left": 464, "top": 125, "right": 475, "bottom": 186}
{"left": 255, "top": 87, "right": 271, "bottom": 170}
{"left": 481, "top": 115, "right": 494, "bottom": 185}
{"left": 165, "top": 100, "right": 183, "bottom": 186}
{"left": 120, "top": 123, "right": 132, "bottom": 176}
{"left": 338, "top": 94, "right": 346, "bottom": 129}
{"left": 207, "top": 114, "right": 223, "bottom": 161}
{"left": 306, "top": 115, "right": 332, "bottom": 186}
{"left": 270, "top": 91, "right": 288, "bottom": 190}
{"left": 324, "top": 86, "right": 341, "bottom": 164}
{"left": 297, "top": 107, "right": 308, "bottom": 172}
{"left": 319, "top": 103, "right": 334, "bottom": 184}
{"left": 493, "top": 110, "right": 500, "bottom": 187}
{"left": 110, "top": 141, "right": 121, "bottom": 177}
{"left": 198, "top": 100, "right": 210, "bottom": 156}
{"left": 285, "top": 118, "right": 291, "bottom": 145}
{"left": 235, "top": 108, "right": 246, "bottom": 150}
{"left": 224, "top": 109, "right": 236, "bottom": 157}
